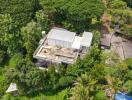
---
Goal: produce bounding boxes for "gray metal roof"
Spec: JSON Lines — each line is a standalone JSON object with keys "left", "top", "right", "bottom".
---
{"left": 81, "top": 32, "right": 93, "bottom": 47}
{"left": 122, "top": 40, "right": 132, "bottom": 59}
{"left": 100, "top": 32, "right": 112, "bottom": 47}
{"left": 47, "top": 27, "right": 76, "bottom": 43}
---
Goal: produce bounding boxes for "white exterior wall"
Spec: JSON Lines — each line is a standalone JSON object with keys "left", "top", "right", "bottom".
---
{"left": 48, "top": 38, "right": 55, "bottom": 46}
{"left": 47, "top": 38, "right": 72, "bottom": 48}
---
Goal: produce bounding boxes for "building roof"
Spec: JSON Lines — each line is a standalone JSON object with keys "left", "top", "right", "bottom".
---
{"left": 47, "top": 27, "right": 76, "bottom": 43}
{"left": 72, "top": 36, "right": 81, "bottom": 49}
{"left": 6, "top": 83, "right": 17, "bottom": 93}
{"left": 100, "top": 33, "right": 111, "bottom": 47}
{"left": 81, "top": 32, "right": 93, "bottom": 47}
{"left": 122, "top": 40, "right": 132, "bottom": 59}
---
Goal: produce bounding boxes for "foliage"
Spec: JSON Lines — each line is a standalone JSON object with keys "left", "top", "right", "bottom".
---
{"left": 83, "top": 44, "right": 102, "bottom": 69}
{"left": 92, "top": 31, "right": 101, "bottom": 45}
{"left": 58, "top": 76, "right": 75, "bottom": 88}
{"left": 0, "top": 50, "right": 5, "bottom": 64}
{"left": 66, "top": 58, "right": 83, "bottom": 77}
{"left": 94, "top": 91, "right": 106, "bottom": 100}
{"left": 109, "top": 0, "right": 127, "bottom": 9}
{"left": 112, "top": 62, "right": 128, "bottom": 83}
{"left": 0, "top": 0, "right": 40, "bottom": 28}
{"left": 0, "top": 80, "right": 7, "bottom": 96}
{"left": 123, "top": 0, "right": 132, "bottom": 7}
{"left": 70, "top": 74, "right": 97, "bottom": 100}
{"left": 47, "top": 64, "right": 57, "bottom": 90}
{"left": 2, "top": 94, "right": 12, "bottom": 100}
{"left": 124, "top": 80, "right": 132, "bottom": 94}
{"left": 66, "top": 45, "right": 102, "bottom": 78}
{"left": 89, "top": 64, "right": 107, "bottom": 85}
{"left": 110, "top": 61, "right": 132, "bottom": 92}
{"left": 2, "top": 89, "right": 68, "bottom": 100}
{"left": 120, "top": 24, "right": 132, "bottom": 38}
{"left": 9, "top": 53, "right": 23, "bottom": 68}
{"left": 35, "top": 10, "right": 50, "bottom": 31}
{"left": 57, "top": 64, "right": 65, "bottom": 76}
{"left": 40, "top": 0, "right": 105, "bottom": 32}
{"left": 21, "top": 21, "right": 42, "bottom": 60}
{"left": 5, "top": 60, "right": 49, "bottom": 95}
{"left": 110, "top": 9, "right": 132, "bottom": 26}
{"left": 0, "top": 0, "right": 131, "bottom": 99}
{"left": 109, "top": 0, "right": 132, "bottom": 38}
{"left": 0, "top": 14, "right": 22, "bottom": 55}
{"left": 125, "top": 58, "right": 132, "bottom": 69}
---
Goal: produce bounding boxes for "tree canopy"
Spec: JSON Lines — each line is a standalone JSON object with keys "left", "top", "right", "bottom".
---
{"left": 40, "top": 0, "right": 105, "bottom": 32}
{"left": 0, "top": 0, "right": 40, "bottom": 28}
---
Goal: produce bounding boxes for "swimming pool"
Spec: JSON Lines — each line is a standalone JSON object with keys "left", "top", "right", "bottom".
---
{"left": 115, "top": 92, "right": 132, "bottom": 100}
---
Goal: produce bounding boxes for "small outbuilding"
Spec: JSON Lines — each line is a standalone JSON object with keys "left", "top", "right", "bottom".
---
{"left": 6, "top": 83, "right": 18, "bottom": 96}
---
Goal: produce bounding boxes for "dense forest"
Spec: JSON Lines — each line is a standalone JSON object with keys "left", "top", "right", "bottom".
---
{"left": 0, "top": 0, "right": 132, "bottom": 100}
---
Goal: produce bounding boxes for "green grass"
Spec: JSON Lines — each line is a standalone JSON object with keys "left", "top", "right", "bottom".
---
{"left": 0, "top": 75, "right": 5, "bottom": 82}
{"left": 0, "top": 67, "right": 5, "bottom": 83}
{"left": 3, "top": 89, "right": 68, "bottom": 100}
{"left": 0, "top": 58, "right": 10, "bottom": 81}
{"left": 94, "top": 91, "right": 106, "bottom": 100}
{"left": 0, "top": 56, "right": 16, "bottom": 81}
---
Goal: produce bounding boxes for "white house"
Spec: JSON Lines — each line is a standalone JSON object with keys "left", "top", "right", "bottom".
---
{"left": 33, "top": 27, "right": 93, "bottom": 64}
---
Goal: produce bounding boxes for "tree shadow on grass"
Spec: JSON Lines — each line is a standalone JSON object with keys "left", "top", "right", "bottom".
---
{"left": 0, "top": 56, "right": 10, "bottom": 68}
{"left": 24, "top": 87, "right": 69, "bottom": 99}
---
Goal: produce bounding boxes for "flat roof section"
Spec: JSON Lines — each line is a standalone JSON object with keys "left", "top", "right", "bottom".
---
{"left": 72, "top": 36, "right": 82, "bottom": 49}
{"left": 81, "top": 32, "right": 93, "bottom": 47}
{"left": 47, "top": 27, "right": 76, "bottom": 43}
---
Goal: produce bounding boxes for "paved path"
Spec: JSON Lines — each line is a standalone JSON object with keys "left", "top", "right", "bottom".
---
{"left": 111, "top": 34, "right": 125, "bottom": 60}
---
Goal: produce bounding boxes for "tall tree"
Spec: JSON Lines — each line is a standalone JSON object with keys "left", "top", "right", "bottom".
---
{"left": 0, "top": 0, "right": 40, "bottom": 28}
{"left": 35, "top": 10, "right": 51, "bottom": 32}
{"left": 21, "top": 21, "right": 42, "bottom": 60}
{"left": 83, "top": 44, "right": 102, "bottom": 69}
{"left": 109, "top": 0, "right": 132, "bottom": 38}
{"left": 0, "top": 50, "right": 5, "bottom": 64}
{"left": 0, "top": 14, "right": 21, "bottom": 55}
{"left": 123, "top": 0, "right": 132, "bottom": 7}
{"left": 39, "top": 0, "right": 105, "bottom": 32}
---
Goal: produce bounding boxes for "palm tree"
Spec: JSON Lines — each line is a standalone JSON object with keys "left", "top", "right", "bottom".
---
{"left": 106, "top": 76, "right": 122, "bottom": 100}
{"left": 70, "top": 74, "right": 97, "bottom": 100}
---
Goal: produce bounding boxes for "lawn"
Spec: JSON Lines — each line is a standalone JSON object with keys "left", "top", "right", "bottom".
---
{"left": 2, "top": 89, "right": 68, "bottom": 100}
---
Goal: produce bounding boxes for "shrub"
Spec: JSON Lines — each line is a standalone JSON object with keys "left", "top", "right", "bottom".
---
{"left": 58, "top": 76, "right": 75, "bottom": 88}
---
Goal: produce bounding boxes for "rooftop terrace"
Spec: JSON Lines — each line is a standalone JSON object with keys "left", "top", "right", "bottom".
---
{"left": 34, "top": 40, "right": 78, "bottom": 64}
